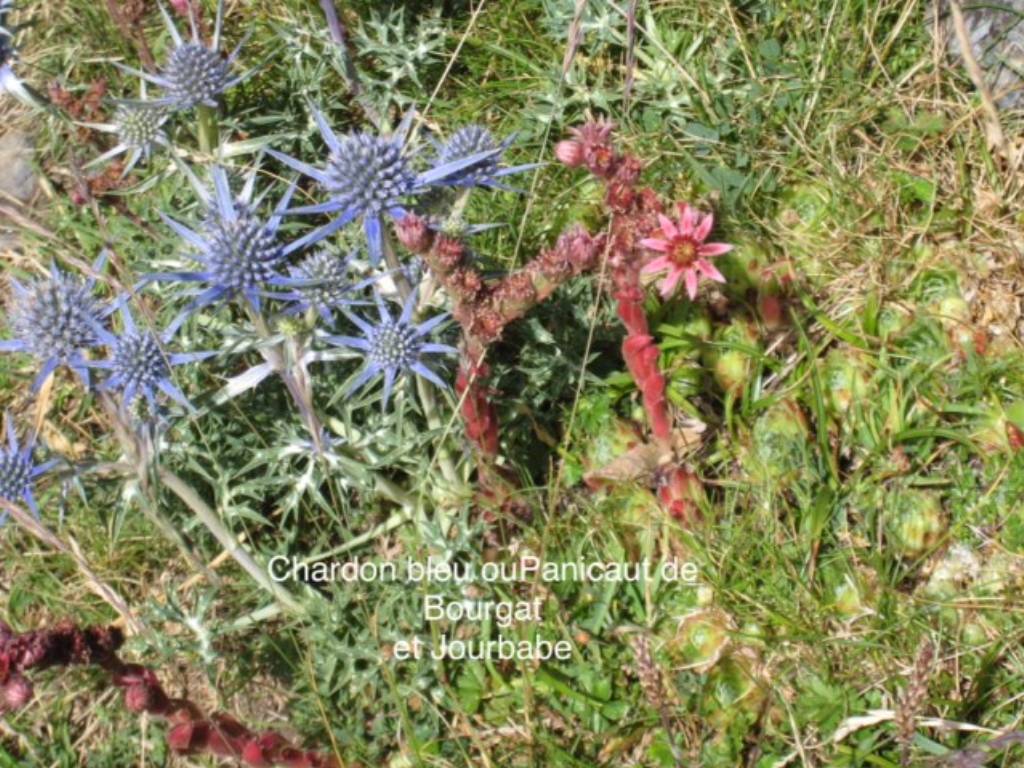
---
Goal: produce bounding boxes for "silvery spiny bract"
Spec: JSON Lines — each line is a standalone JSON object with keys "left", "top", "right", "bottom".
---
{"left": 116, "top": 0, "right": 245, "bottom": 110}
{"left": 352, "top": 5, "right": 447, "bottom": 109}
{"left": 323, "top": 290, "right": 456, "bottom": 409}
{"left": 90, "top": 303, "right": 212, "bottom": 411}
{"left": 0, "top": 258, "right": 107, "bottom": 392}
{"left": 0, "top": 0, "right": 21, "bottom": 96}
{"left": 435, "top": 125, "right": 536, "bottom": 190}
{"left": 85, "top": 84, "right": 169, "bottom": 175}
{"left": 0, "top": 414, "right": 57, "bottom": 522}
{"left": 0, "top": 0, "right": 49, "bottom": 109}
{"left": 280, "top": 250, "right": 377, "bottom": 324}
{"left": 269, "top": 108, "right": 505, "bottom": 265}
{"left": 151, "top": 165, "right": 295, "bottom": 330}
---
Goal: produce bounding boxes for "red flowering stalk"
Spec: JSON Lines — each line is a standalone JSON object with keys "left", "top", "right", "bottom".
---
{"left": 396, "top": 215, "right": 605, "bottom": 460}
{"left": 455, "top": 356, "right": 499, "bottom": 457}
{"left": 0, "top": 621, "right": 338, "bottom": 768}
{"left": 617, "top": 285, "right": 671, "bottom": 443}
{"left": 557, "top": 119, "right": 726, "bottom": 519}
{"left": 557, "top": 120, "right": 678, "bottom": 446}
{"left": 398, "top": 120, "right": 720, "bottom": 524}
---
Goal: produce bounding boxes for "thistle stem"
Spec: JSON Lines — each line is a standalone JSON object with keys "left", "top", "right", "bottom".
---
{"left": 197, "top": 105, "right": 219, "bottom": 154}
{"left": 247, "top": 309, "right": 326, "bottom": 454}
{"left": 381, "top": 231, "right": 461, "bottom": 492}
{"left": 157, "top": 468, "right": 304, "bottom": 615}
{"left": 98, "top": 395, "right": 219, "bottom": 586}
{"left": 132, "top": 482, "right": 220, "bottom": 586}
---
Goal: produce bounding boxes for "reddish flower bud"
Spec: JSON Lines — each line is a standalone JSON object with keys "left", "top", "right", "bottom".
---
{"left": 124, "top": 682, "right": 156, "bottom": 712}
{"left": 168, "top": 721, "right": 204, "bottom": 754}
{"left": 973, "top": 329, "right": 988, "bottom": 356}
{"left": 584, "top": 145, "right": 615, "bottom": 177}
{"left": 449, "top": 267, "right": 483, "bottom": 300}
{"left": 395, "top": 213, "right": 434, "bottom": 254}
{"left": 1008, "top": 423, "right": 1024, "bottom": 452}
{"left": 656, "top": 467, "right": 703, "bottom": 524}
{"left": 242, "top": 741, "right": 271, "bottom": 767}
{"left": 2, "top": 674, "right": 33, "bottom": 710}
{"left": 606, "top": 181, "right": 635, "bottom": 211}
{"left": 473, "top": 307, "right": 506, "bottom": 342}
{"left": 433, "top": 235, "right": 465, "bottom": 270}
{"left": 555, "top": 226, "right": 603, "bottom": 272}
{"left": 570, "top": 119, "right": 615, "bottom": 147}
{"left": 70, "top": 184, "right": 90, "bottom": 206}
{"left": 555, "top": 140, "right": 584, "bottom": 167}
{"left": 243, "top": 732, "right": 287, "bottom": 766}
{"left": 759, "top": 293, "right": 783, "bottom": 329}
{"left": 207, "top": 728, "right": 243, "bottom": 758}
{"left": 612, "top": 155, "right": 642, "bottom": 187}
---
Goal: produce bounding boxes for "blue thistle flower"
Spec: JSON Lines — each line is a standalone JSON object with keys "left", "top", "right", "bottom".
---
{"left": 84, "top": 83, "right": 170, "bottom": 176}
{"left": 0, "top": 30, "right": 13, "bottom": 90}
{"left": 434, "top": 125, "right": 537, "bottom": 190}
{"left": 0, "top": 1, "right": 36, "bottom": 106}
{"left": 268, "top": 108, "right": 504, "bottom": 264}
{"left": 0, "top": 257, "right": 107, "bottom": 392}
{"left": 147, "top": 164, "right": 295, "bottom": 330}
{"left": 277, "top": 249, "right": 377, "bottom": 324}
{"left": 0, "top": 413, "right": 58, "bottom": 523}
{"left": 323, "top": 291, "right": 456, "bottom": 409}
{"left": 0, "top": 0, "right": 13, "bottom": 59}
{"left": 89, "top": 302, "right": 213, "bottom": 411}
{"left": 115, "top": 0, "right": 246, "bottom": 111}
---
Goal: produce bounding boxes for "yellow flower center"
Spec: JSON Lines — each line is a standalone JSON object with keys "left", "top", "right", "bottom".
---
{"left": 670, "top": 238, "right": 698, "bottom": 267}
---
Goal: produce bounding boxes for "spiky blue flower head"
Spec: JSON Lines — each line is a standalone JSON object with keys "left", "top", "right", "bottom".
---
{"left": 0, "top": 413, "right": 58, "bottom": 523}
{"left": 89, "top": 302, "right": 213, "bottom": 412}
{"left": 0, "top": 0, "right": 11, "bottom": 49}
{"left": 268, "top": 108, "right": 505, "bottom": 265}
{"left": 0, "top": 32, "right": 11, "bottom": 84}
{"left": 0, "top": 257, "right": 107, "bottom": 392}
{"left": 115, "top": 0, "right": 245, "bottom": 111}
{"left": 148, "top": 164, "right": 295, "bottom": 331}
{"left": 434, "top": 125, "right": 536, "bottom": 190}
{"left": 0, "top": 0, "right": 28, "bottom": 102}
{"left": 279, "top": 249, "right": 377, "bottom": 324}
{"left": 0, "top": 0, "right": 15, "bottom": 50}
{"left": 84, "top": 85, "right": 169, "bottom": 176}
{"left": 323, "top": 290, "right": 456, "bottom": 409}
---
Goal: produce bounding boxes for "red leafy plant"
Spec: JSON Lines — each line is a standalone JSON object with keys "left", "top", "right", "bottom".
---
{"left": 0, "top": 621, "right": 339, "bottom": 768}
{"left": 403, "top": 119, "right": 729, "bottom": 520}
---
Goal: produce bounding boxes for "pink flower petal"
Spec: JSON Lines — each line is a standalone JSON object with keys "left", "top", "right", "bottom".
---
{"left": 685, "top": 268, "right": 698, "bottom": 300}
{"left": 699, "top": 242, "right": 733, "bottom": 257}
{"left": 678, "top": 204, "right": 698, "bottom": 236}
{"left": 694, "top": 211, "right": 714, "bottom": 242}
{"left": 659, "top": 267, "right": 683, "bottom": 297}
{"left": 640, "top": 237, "right": 670, "bottom": 253}
{"left": 697, "top": 259, "right": 726, "bottom": 283}
{"left": 657, "top": 214, "right": 677, "bottom": 239}
{"left": 641, "top": 256, "right": 670, "bottom": 274}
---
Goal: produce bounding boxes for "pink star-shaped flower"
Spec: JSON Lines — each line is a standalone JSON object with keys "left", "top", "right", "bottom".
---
{"left": 639, "top": 204, "right": 732, "bottom": 299}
